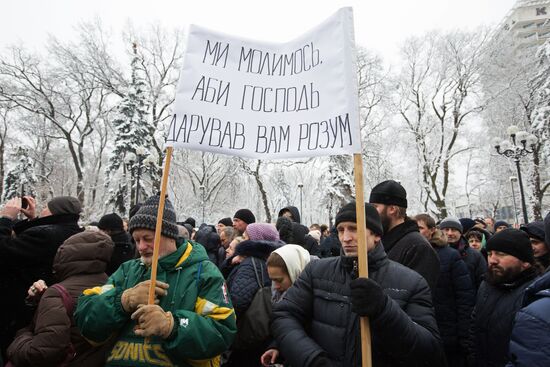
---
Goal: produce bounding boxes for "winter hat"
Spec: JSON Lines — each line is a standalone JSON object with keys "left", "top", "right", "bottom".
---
{"left": 459, "top": 218, "right": 476, "bottom": 233}
{"left": 47, "top": 196, "right": 82, "bottom": 216}
{"left": 218, "top": 217, "right": 233, "bottom": 227}
{"left": 233, "top": 209, "right": 256, "bottom": 224}
{"left": 334, "top": 202, "right": 384, "bottom": 236}
{"left": 494, "top": 220, "right": 510, "bottom": 230}
{"left": 184, "top": 217, "right": 196, "bottom": 228}
{"left": 128, "top": 194, "right": 179, "bottom": 240}
{"left": 520, "top": 221, "right": 545, "bottom": 242}
{"left": 486, "top": 228, "right": 534, "bottom": 263}
{"left": 439, "top": 217, "right": 463, "bottom": 233}
{"left": 273, "top": 244, "right": 311, "bottom": 283}
{"left": 98, "top": 213, "right": 124, "bottom": 232}
{"left": 545, "top": 212, "right": 550, "bottom": 249}
{"left": 369, "top": 180, "right": 408, "bottom": 208}
{"left": 246, "top": 223, "right": 280, "bottom": 241}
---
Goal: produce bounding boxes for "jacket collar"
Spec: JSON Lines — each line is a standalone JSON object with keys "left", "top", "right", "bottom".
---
{"left": 381, "top": 219, "right": 420, "bottom": 252}
{"left": 341, "top": 242, "right": 388, "bottom": 278}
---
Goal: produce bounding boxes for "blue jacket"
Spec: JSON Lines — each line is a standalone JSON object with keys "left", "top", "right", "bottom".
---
{"left": 507, "top": 271, "right": 550, "bottom": 366}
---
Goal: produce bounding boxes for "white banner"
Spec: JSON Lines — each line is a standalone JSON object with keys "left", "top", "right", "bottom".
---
{"left": 166, "top": 7, "right": 361, "bottom": 159}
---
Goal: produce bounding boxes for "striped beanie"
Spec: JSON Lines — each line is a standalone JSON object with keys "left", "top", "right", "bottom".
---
{"left": 128, "top": 194, "right": 179, "bottom": 239}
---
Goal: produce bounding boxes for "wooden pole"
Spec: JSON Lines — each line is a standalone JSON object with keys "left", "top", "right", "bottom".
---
{"left": 147, "top": 146, "right": 174, "bottom": 305}
{"left": 353, "top": 152, "right": 372, "bottom": 367}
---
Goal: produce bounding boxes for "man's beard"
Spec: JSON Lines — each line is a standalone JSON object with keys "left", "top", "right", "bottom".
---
{"left": 486, "top": 264, "right": 523, "bottom": 285}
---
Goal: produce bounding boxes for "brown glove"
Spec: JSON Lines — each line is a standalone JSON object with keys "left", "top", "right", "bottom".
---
{"left": 121, "top": 280, "right": 169, "bottom": 313}
{"left": 131, "top": 304, "right": 175, "bottom": 339}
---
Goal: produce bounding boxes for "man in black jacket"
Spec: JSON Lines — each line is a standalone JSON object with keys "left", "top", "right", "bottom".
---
{"left": 440, "top": 217, "right": 487, "bottom": 292}
{"left": 0, "top": 195, "right": 83, "bottom": 359}
{"left": 272, "top": 202, "right": 445, "bottom": 367}
{"left": 368, "top": 180, "right": 440, "bottom": 291}
{"left": 468, "top": 228, "right": 540, "bottom": 367}
{"left": 98, "top": 212, "right": 136, "bottom": 275}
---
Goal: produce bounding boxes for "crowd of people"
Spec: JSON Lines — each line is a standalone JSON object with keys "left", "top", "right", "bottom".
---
{"left": 0, "top": 179, "right": 549, "bottom": 367}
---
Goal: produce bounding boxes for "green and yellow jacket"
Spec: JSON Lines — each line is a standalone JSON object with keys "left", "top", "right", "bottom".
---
{"left": 75, "top": 240, "right": 236, "bottom": 367}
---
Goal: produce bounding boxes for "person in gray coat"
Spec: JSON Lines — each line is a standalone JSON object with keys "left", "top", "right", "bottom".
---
{"left": 272, "top": 202, "right": 445, "bottom": 367}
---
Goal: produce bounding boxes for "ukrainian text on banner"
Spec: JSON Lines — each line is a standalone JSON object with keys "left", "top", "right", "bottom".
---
{"left": 166, "top": 7, "right": 361, "bottom": 159}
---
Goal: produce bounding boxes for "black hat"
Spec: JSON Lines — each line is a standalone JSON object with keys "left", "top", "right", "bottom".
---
{"left": 520, "top": 221, "right": 545, "bottom": 242}
{"left": 334, "top": 202, "right": 383, "bottom": 236}
{"left": 218, "top": 217, "right": 233, "bottom": 227}
{"left": 47, "top": 196, "right": 81, "bottom": 216}
{"left": 184, "top": 217, "right": 196, "bottom": 228}
{"left": 494, "top": 220, "right": 510, "bottom": 230}
{"left": 459, "top": 218, "right": 476, "bottom": 233}
{"left": 369, "top": 180, "right": 407, "bottom": 208}
{"left": 440, "top": 217, "right": 464, "bottom": 233}
{"left": 486, "top": 228, "right": 534, "bottom": 263}
{"left": 128, "top": 195, "right": 179, "bottom": 240}
{"left": 233, "top": 209, "right": 256, "bottom": 224}
{"left": 98, "top": 213, "right": 124, "bottom": 231}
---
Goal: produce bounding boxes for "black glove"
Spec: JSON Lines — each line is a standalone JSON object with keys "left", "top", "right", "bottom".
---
{"left": 310, "top": 355, "right": 333, "bottom": 367}
{"left": 349, "top": 277, "right": 387, "bottom": 318}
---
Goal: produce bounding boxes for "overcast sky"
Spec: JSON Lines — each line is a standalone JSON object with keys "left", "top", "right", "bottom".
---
{"left": 1, "top": 0, "right": 518, "bottom": 63}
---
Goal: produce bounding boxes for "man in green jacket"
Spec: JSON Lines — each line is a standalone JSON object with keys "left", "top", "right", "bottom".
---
{"left": 75, "top": 195, "right": 236, "bottom": 367}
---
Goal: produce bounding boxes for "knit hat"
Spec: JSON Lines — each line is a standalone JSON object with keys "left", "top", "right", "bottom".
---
{"left": 486, "top": 228, "right": 534, "bottom": 263}
{"left": 334, "top": 202, "right": 384, "bottom": 236}
{"left": 184, "top": 217, "right": 196, "bottom": 228}
{"left": 233, "top": 209, "right": 256, "bottom": 224}
{"left": 218, "top": 217, "right": 233, "bottom": 227}
{"left": 494, "top": 220, "right": 510, "bottom": 230}
{"left": 520, "top": 221, "right": 545, "bottom": 242}
{"left": 459, "top": 218, "right": 476, "bottom": 233}
{"left": 439, "top": 217, "right": 463, "bottom": 233}
{"left": 128, "top": 195, "right": 179, "bottom": 239}
{"left": 369, "top": 180, "right": 408, "bottom": 208}
{"left": 246, "top": 223, "right": 280, "bottom": 241}
{"left": 98, "top": 213, "right": 124, "bottom": 231}
{"left": 47, "top": 196, "right": 81, "bottom": 216}
{"left": 465, "top": 228, "right": 484, "bottom": 241}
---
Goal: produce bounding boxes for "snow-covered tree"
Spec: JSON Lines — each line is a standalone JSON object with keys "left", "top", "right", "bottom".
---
{"left": 3, "top": 146, "right": 38, "bottom": 201}
{"left": 105, "top": 43, "right": 156, "bottom": 215}
{"left": 322, "top": 155, "right": 355, "bottom": 225}
{"left": 394, "top": 30, "right": 489, "bottom": 219}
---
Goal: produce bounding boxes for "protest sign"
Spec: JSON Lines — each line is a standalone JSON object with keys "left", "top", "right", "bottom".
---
{"left": 166, "top": 7, "right": 360, "bottom": 159}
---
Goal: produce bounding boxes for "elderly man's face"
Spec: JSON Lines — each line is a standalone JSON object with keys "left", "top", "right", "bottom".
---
{"left": 233, "top": 218, "right": 247, "bottom": 234}
{"left": 133, "top": 228, "right": 176, "bottom": 266}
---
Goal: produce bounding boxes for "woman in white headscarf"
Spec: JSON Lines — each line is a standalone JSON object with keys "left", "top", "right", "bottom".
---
{"left": 261, "top": 244, "right": 313, "bottom": 366}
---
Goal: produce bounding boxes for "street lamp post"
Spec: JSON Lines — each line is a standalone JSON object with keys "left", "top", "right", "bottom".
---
{"left": 199, "top": 185, "right": 205, "bottom": 224}
{"left": 494, "top": 126, "right": 537, "bottom": 224}
{"left": 134, "top": 147, "right": 148, "bottom": 205}
{"left": 124, "top": 152, "right": 137, "bottom": 210}
{"left": 509, "top": 176, "right": 519, "bottom": 225}
{"left": 298, "top": 183, "right": 304, "bottom": 218}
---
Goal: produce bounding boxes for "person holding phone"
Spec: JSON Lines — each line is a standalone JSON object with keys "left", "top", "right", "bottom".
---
{"left": 0, "top": 195, "right": 83, "bottom": 361}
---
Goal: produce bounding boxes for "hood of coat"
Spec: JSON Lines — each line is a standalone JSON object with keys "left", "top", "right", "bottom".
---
{"left": 430, "top": 229, "right": 448, "bottom": 248}
{"left": 278, "top": 206, "right": 302, "bottom": 224}
{"left": 522, "top": 269, "right": 550, "bottom": 307}
{"left": 53, "top": 230, "right": 114, "bottom": 281}
{"left": 235, "top": 239, "right": 283, "bottom": 260}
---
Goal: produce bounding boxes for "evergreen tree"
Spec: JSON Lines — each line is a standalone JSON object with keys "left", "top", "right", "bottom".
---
{"left": 105, "top": 43, "right": 157, "bottom": 215}
{"left": 3, "top": 146, "right": 38, "bottom": 201}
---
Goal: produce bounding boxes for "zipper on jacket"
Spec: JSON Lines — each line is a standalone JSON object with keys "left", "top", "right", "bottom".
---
{"left": 168, "top": 267, "right": 182, "bottom": 310}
